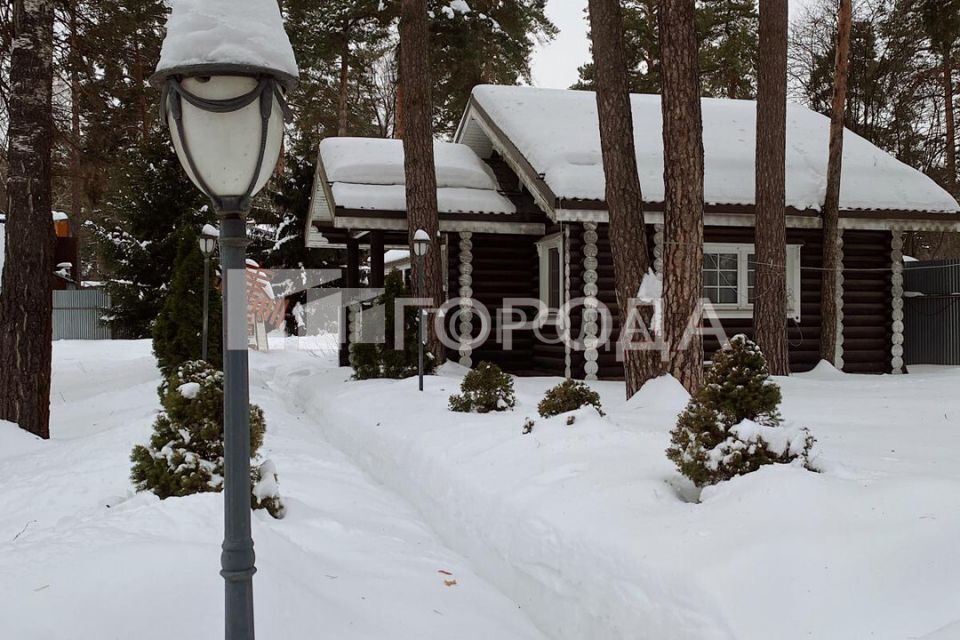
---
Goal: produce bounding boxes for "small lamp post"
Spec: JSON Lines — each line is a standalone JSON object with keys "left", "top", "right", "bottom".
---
{"left": 151, "top": 3, "right": 297, "bottom": 639}
{"left": 199, "top": 226, "right": 218, "bottom": 362}
{"left": 413, "top": 229, "right": 431, "bottom": 392}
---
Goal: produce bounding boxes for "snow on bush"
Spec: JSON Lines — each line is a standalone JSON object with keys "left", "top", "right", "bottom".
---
{"left": 537, "top": 379, "right": 604, "bottom": 418}
{"left": 449, "top": 362, "right": 516, "bottom": 414}
{"left": 130, "top": 360, "right": 284, "bottom": 518}
{"left": 667, "top": 335, "right": 815, "bottom": 487}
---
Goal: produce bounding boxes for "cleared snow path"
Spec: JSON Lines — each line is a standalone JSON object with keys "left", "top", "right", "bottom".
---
{"left": 291, "top": 359, "right": 960, "bottom": 640}
{"left": 0, "top": 341, "right": 546, "bottom": 640}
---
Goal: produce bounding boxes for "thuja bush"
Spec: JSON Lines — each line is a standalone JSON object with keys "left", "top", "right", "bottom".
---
{"left": 131, "top": 360, "right": 285, "bottom": 518}
{"left": 666, "top": 335, "right": 815, "bottom": 487}
{"left": 538, "top": 379, "right": 604, "bottom": 418}
{"left": 350, "top": 270, "right": 436, "bottom": 380}
{"left": 449, "top": 361, "right": 516, "bottom": 413}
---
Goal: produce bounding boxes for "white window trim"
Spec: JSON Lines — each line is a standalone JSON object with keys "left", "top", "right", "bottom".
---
{"left": 536, "top": 232, "right": 564, "bottom": 324}
{"left": 704, "top": 243, "right": 802, "bottom": 321}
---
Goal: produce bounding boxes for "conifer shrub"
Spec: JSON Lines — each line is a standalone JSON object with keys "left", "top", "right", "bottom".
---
{"left": 350, "top": 270, "right": 436, "bottom": 380}
{"left": 449, "top": 361, "right": 516, "bottom": 413}
{"left": 666, "top": 335, "right": 815, "bottom": 487}
{"left": 538, "top": 379, "right": 604, "bottom": 418}
{"left": 131, "top": 361, "right": 285, "bottom": 517}
{"left": 152, "top": 229, "right": 223, "bottom": 377}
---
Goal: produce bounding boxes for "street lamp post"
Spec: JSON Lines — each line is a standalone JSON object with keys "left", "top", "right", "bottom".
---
{"left": 151, "top": 4, "right": 297, "bottom": 638}
{"left": 413, "top": 229, "right": 431, "bottom": 392}
{"left": 199, "top": 227, "right": 218, "bottom": 362}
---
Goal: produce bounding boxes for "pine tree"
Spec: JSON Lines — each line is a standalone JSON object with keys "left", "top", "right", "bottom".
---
{"left": 86, "top": 134, "right": 210, "bottom": 338}
{"left": 588, "top": 0, "right": 659, "bottom": 398}
{"left": 666, "top": 336, "right": 814, "bottom": 487}
{"left": 753, "top": 0, "right": 790, "bottom": 375}
{"left": 152, "top": 228, "right": 223, "bottom": 377}
{"left": 428, "top": 0, "right": 556, "bottom": 136}
{"left": 577, "top": 0, "right": 757, "bottom": 98}
{"left": 130, "top": 360, "right": 284, "bottom": 518}
{"left": 0, "top": 0, "right": 55, "bottom": 439}
{"left": 820, "top": 0, "right": 853, "bottom": 366}
{"left": 660, "top": 0, "right": 706, "bottom": 394}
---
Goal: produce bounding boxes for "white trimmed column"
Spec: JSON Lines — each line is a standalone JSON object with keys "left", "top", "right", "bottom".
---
{"left": 563, "top": 225, "right": 572, "bottom": 379}
{"left": 457, "top": 232, "right": 474, "bottom": 368}
{"left": 835, "top": 230, "right": 845, "bottom": 370}
{"left": 653, "top": 224, "right": 664, "bottom": 276}
{"left": 891, "top": 229, "right": 905, "bottom": 374}
{"left": 582, "top": 222, "right": 600, "bottom": 381}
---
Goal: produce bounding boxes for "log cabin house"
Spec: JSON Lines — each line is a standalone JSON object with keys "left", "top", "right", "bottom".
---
{"left": 306, "top": 85, "right": 960, "bottom": 378}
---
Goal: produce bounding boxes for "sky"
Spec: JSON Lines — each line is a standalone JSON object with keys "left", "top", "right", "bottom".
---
{"left": 530, "top": 0, "right": 813, "bottom": 90}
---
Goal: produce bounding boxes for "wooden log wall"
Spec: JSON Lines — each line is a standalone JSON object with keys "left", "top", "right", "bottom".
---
{"left": 568, "top": 224, "right": 892, "bottom": 379}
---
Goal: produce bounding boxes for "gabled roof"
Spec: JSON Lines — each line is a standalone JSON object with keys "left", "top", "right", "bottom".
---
{"left": 457, "top": 85, "right": 960, "bottom": 220}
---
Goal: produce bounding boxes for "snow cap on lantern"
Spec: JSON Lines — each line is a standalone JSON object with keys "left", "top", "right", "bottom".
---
{"left": 155, "top": 0, "right": 299, "bottom": 87}
{"left": 151, "top": 0, "right": 300, "bottom": 212}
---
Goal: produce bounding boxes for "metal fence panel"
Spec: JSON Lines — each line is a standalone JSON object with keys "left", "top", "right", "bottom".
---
{"left": 53, "top": 290, "right": 112, "bottom": 340}
{"left": 904, "top": 260, "right": 960, "bottom": 366}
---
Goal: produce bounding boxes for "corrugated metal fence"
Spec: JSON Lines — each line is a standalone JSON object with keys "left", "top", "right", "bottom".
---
{"left": 903, "top": 260, "right": 960, "bottom": 366}
{"left": 53, "top": 290, "right": 112, "bottom": 340}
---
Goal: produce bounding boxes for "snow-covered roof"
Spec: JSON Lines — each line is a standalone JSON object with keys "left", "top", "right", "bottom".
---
{"left": 466, "top": 85, "right": 960, "bottom": 214}
{"left": 319, "top": 138, "right": 516, "bottom": 215}
{"left": 383, "top": 250, "right": 410, "bottom": 266}
{"left": 155, "top": 0, "right": 298, "bottom": 85}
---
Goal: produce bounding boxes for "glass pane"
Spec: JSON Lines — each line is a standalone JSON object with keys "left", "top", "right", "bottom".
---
{"left": 548, "top": 248, "right": 561, "bottom": 308}
{"left": 718, "top": 269, "right": 738, "bottom": 288}
{"left": 719, "top": 253, "right": 738, "bottom": 270}
{"left": 717, "top": 287, "right": 738, "bottom": 304}
{"left": 704, "top": 253, "right": 718, "bottom": 269}
{"left": 704, "top": 270, "right": 718, "bottom": 287}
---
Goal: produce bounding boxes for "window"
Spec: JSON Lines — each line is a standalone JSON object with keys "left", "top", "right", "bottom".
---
{"left": 703, "top": 243, "right": 801, "bottom": 320}
{"left": 536, "top": 233, "right": 564, "bottom": 316}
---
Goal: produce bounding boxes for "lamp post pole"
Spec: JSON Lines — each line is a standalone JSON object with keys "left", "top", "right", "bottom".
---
{"left": 202, "top": 250, "right": 211, "bottom": 362}
{"left": 218, "top": 213, "right": 255, "bottom": 640}
{"left": 418, "top": 254, "right": 425, "bottom": 392}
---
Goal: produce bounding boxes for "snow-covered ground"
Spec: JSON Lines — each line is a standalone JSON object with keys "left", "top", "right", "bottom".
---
{"left": 2, "top": 340, "right": 960, "bottom": 639}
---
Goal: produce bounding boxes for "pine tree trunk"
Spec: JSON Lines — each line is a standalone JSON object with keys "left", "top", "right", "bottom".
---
{"left": 588, "top": 0, "right": 659, "bottom": 398}
{"left": 944, "top": 53, "right": 957, "bottom": 196}
{"left": 399, "top": 0, "right": 445, "bottom": 363}
{"left": 659, "top": 0, "right": 705, "bottom": 394}
{"left": 820, "top": 0, "right": 852, "bottom": 365}
{"left": 69, "top": 0, "right": 82, "bottom": 219}
{"left": 753, "top": 0, "right": 790, "bottom": 375}
{"left": 338, "top": 38, "right": 350, "bottom": 137}
{"left": 0, "top": 0, "right": 55, "bottom": 439}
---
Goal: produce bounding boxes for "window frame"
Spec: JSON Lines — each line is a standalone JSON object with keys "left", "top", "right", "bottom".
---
{"left": 536, "top": 232, "right": 564, "bottom": 324}
{"left": 703, "top": 242, "right": 802, "bottom": 321}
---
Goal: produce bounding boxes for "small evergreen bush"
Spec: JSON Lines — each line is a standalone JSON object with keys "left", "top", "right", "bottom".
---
{"left": 666, "top": 335, "right": 814, "bottom": 487}
{"left": 449, "top": 361, "right": 516, "bottom": 413}
{"left": 538, "top": 379, "right": 604, "bottom": 418}
{"left": 131, "top": 360, "right": 284, "bottom": 517}
{"left": 152, "top": 229, "right": 223, "bottom": 376}
{"left": 350, "top": 270, "right": 436, "bottom": 380}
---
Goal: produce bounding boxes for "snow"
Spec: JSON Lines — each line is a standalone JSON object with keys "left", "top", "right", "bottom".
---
{"left": 177, "top": 381, "right": 201, "bottom": 399}
{"left": 319, "top": 138, "right": 517, "bottom": 215}
{"left": 331, "top": 183, "right": 516, "bottom": 215}
{"left": 201, "top": 223, "right": 219, "bottom": 238}
{"left": 5, "top": 341, "right": 960, "bottom": 639}
{"left": 468, "top": 85, "right": 960, "bottom": 214}
{"left": 156, "top": 0, "right": 299, "bottom": 82}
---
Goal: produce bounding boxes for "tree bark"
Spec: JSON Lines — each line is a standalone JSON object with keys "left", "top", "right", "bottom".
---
{"left": 820, "top": 0, "right": 852, "bottom": 366}
{"left": 944, "top": 52, "right": 957, "bottom": 196}
{"left": 0, "top": 0, "right": 55, "bottom": 439}
{"left": 753, "top": 0, "right": 790, "bottom": 375}
{"left": 588, "top": 0, "right": 659, "bottom": 398}
{"left": 338, "top": 37, "right": 350, "bottom": 137}
{"left": 399, "top": 0, "right": 445, "bottom": 363}
{"left": 659, "top": 0, "right": 705, "bottom": 394}
{"left": 69, "top": 0, "right": 82, "bottom": 219}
